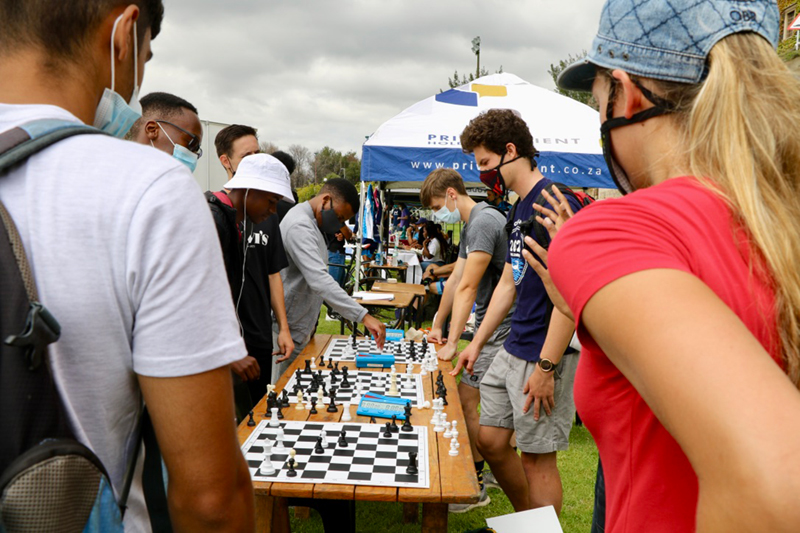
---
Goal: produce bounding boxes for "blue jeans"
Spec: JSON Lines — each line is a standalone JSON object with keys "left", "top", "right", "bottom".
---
{"left": 420, "top": 260, "right": 444, "bottom": 272}
{"left": 328, "top": 251, "right": 347, "bottom": 288}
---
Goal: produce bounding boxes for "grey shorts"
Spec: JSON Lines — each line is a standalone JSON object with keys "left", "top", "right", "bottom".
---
{"left": 460, "top": 327, "right": 510, "bottom": 389}
{"left": 479, "top": 345, "right": 579, "bottom": 454}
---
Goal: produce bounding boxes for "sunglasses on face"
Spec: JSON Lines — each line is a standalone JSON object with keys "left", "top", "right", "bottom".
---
{"left": 155, "top": 120, "right": 203, "bottom": 157}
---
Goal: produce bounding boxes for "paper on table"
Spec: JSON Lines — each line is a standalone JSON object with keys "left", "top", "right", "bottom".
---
{"left": 352, "top": 292, "right": 395, "bottom": 301}
{"left": 486, "top": 506, "right": 563, "bottom": 533}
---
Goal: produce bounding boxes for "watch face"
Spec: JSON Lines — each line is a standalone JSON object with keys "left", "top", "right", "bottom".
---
{"left": 540, "top": 359, "right": 554, "bottom": 371}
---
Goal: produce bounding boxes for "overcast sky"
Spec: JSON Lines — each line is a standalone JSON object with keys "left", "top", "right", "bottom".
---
{"left": 140, "top": 1, "right": 604, "bottom": 157}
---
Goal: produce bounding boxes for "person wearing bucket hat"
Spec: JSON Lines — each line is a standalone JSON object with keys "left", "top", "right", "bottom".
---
{"left": 205, "top": 153, "right": 294, "bottom": 415}
{"left": 540, "top": 1, "right": 800, "bottom": 531}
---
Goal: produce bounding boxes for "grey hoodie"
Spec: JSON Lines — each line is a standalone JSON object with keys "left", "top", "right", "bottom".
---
{"left": 278, "top": 202, "right": 367, "bottom": 346}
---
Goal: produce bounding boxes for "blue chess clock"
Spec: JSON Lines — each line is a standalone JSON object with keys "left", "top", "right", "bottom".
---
{"left": 355, "top": 351, "right": 395, "bottom": 368}
{"left": 357, "top": 392, "right": 411, "bottom": 420}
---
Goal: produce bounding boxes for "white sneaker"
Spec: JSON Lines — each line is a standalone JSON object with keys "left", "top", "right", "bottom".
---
{"left": 483, "top": 470, "right": 500, "bottom": 489}
{"left": 448, "top": 485, "right": 490, "bottom": 514}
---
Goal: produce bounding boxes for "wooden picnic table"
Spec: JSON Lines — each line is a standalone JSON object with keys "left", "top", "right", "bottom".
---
{"left": 237, "top": 334, "right": 479, "bottom": 532}
{"left": 372, "top": 282, "right": 427, "bottom": 329}
{"left": 353, "top": 291, "right": 416, "bottom": 329}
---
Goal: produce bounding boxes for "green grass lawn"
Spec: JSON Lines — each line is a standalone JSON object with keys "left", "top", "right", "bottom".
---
{"left": 293, "top": 308, "right": 598, "bottom": 532}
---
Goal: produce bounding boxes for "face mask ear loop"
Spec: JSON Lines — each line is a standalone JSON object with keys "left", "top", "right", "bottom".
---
{"left": 109, "top": 15, "right": 124, "bottom": 92}
{"left": 133, "top": 21, "right": 138, "bottom": 91}
{"left": 235, "top": 189, "right": 250, "bottom": 337}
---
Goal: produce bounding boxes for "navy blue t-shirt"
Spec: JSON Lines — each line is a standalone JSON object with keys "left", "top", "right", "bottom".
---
{"left": 504, "top": 178, "right": 583, "bottom": 362}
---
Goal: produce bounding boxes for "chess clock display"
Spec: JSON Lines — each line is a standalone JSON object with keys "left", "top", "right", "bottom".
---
{"left": 356, "top": 392, "right": 412, "bottom": 420}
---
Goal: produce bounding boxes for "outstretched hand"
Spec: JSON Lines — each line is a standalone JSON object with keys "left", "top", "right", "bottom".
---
{"left": 532, "top": 185, "right": 576, "bottom": 241}
{"left": 522, "top": 235, "right": 574, "bottom": 321}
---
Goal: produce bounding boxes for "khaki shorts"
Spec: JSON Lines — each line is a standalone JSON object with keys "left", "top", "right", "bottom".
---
{"left": 460, "top": 326, "right": 510, "bottom": 389}
{"left": 479, "top": 346, "right": 579, "bottom": 454}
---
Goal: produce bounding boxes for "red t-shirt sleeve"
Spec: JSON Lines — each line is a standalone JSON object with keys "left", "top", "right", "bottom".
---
{"left": 549, "top": 185, "right": 696, "bottom": 326}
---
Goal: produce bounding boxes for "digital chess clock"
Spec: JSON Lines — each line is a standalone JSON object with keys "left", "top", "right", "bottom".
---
{"left": 355, "top": 352, "right": 395, "bottom": 368}
{"left": 357, "top": 392, "right": 411, "bottom": 420}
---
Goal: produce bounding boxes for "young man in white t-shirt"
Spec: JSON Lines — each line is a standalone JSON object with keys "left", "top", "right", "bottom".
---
{"left": 0, "top": 2, "right": 254, "bottom": 530}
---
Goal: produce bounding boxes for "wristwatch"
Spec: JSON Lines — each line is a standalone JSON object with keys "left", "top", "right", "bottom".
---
{"left": 538, "top": 358, "right": 557, "bottom": 373}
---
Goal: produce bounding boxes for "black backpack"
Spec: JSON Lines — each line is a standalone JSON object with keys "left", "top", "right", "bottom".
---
{"left": 0, "top": 119, "right": 142, "bottom": 532}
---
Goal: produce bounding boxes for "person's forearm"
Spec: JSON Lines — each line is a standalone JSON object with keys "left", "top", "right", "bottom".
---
{"left": 538, "top": 308, "right": 574, "bottom": 362}
{"left": 446, "top": 283, "right": 479, "bottom": 347}
{"left": 340, "top": 225, "right": 353, "bottom": 240}
{"left": 471, "top": 279, "right": 516, "bottom": 348}
{"left": 268, "top": 273, "right": 289, "bottom": 332}
{"left": 433, "top": 271, "right": 461, "bottom": 330}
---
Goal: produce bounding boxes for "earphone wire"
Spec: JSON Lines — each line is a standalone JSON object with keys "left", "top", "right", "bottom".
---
{"left": 235, "top": 188, "right": 250, "bottom": 337}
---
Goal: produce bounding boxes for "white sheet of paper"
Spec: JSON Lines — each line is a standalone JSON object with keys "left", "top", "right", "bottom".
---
{"left": 486, "top": 506, "right": 563, "bottom": 533}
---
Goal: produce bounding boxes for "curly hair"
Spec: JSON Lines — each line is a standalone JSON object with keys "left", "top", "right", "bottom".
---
{"left": 460, "top": 109, "right": 537, "bottom": 160}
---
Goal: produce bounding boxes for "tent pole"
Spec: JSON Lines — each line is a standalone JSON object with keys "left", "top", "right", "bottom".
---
{"left": 354, "top": 181, "right": 366, "bottom": 296}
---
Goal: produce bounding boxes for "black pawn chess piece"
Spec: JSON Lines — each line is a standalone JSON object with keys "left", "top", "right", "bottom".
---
{"left": 390, "top": 415, "right": 399, "bottom": 433}
{"left": 327, "top": 357, "right": 334, "bottom": 369}
{"left": 280, "top": 390, "right": 290, "bottom": 408}
{"left": 310, "top": 398, "right": 318, "bottom": 415}
{"left": 327, "top": 396, "right": 338, "bottom": 413}
{"left": 338, "top": 429, "right": 348, "bottom": 447}
{"left": 314, "top": 437, "right": 325, "bottom": 454}
{"left": 318, "top": 354, "right": 324, "bottom": 367}
{"left": 286, "top": 458, "right": 297, "bottom": 477}
{"left": 401, "top": 413, "right": 413, "bottom": 432}
{"left": 406, "top": 452, "right": 418, "bottom": 475}
{"left": 247, "top": 411, "right": 256, "bottom": 427}
{"left": 383, "top": 422, "right": 393, "bottom": 438}
{"left": 304, "top": 359, "right": 312, "bottom": 375}
{"left": 334, "top": 361, "right": 340, "bottom": 374}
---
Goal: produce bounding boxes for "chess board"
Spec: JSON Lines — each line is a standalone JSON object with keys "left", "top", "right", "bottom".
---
{"left": 242, "top": 420, "right": 430, "bottom": 488}
{"left": 322, "top": 338, "right": 435, "bottom": 364}
{"left": 284, "top": 369, "right": 425, "bottom": 407}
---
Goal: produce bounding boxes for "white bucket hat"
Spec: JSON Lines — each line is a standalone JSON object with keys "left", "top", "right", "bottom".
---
{"left": 223, "top": 153, "right": 294, "bottom": 203}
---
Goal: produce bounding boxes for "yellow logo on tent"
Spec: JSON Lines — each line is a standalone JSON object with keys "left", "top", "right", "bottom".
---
{"left": 470, "top": 84, "right": 507, "bottom": 98}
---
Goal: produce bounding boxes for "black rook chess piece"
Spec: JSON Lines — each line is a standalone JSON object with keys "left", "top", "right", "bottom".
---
{"left": 406, "top": 452, "right": 418, "bottom": 475}
{"left": 310, "top": 398, "right": 318, "bottom": 415}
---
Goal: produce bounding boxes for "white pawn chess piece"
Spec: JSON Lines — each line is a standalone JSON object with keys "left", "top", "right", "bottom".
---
{"left": 273, "top": 428, "right": 286, "bottom": 452}
{"left": 316, "top": 387, "right": 324, "bottom": 404}
{"left": 449, "top": 437, "right": 459, "bottom": 456}
{"left": 452, "top": 429, "right": 461, "bottom": 448}
{"left": 296, "top": 390, "right": 305, "bottom": 409}
{"left": 450, "top": 421, "right": 458, "bottom": 439}
{"left": 310, "top": 357, "right": 317, "bottom": 369}
{"left": 433, "top": 412, "right": 445, "bottom": 433}
{"left": 406, "top": 362, "right": 414, "bottom": 376}
{"left": 341, "top": 400, "right": 352, "bottom": 422}
{"left": 269, "top": 407, "right": 280, "bottom": 427}
{"left": 353, "top": 384, "right": 362, "bottom": 405}
{"left": 305, "top": 396, "right": 312, "bottom": 411}
{"left": 443, "top": 421, "right": 452, "bottom": 439}
{"left": 320, "top": 429, "right": 328, "bottom": 448}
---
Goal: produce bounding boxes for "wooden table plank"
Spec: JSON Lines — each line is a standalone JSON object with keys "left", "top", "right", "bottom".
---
{"left": 353, "top": 291, "right": 415, "bottom": 309}
{"left": 373, "top": 281, "right": 427, "bottom": 297}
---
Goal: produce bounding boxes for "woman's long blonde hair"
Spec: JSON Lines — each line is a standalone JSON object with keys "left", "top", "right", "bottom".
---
{"left": 620, "top": 33, "right": 800, "bottom": 387}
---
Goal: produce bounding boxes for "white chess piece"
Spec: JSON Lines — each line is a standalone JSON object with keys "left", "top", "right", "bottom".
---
{"left": 316, "top": 387, "right": 324, "bottom": 403}
{"left": 305, "top": 396, "right": 312, "bottom": 411}
{"left": 449, "top": 437, "right": 459, "bottom": 456}
{"left": 443, "top": 421, "right": 452, "bottom": 439}
{"left": 296, "top": 390, "right": 305, "bottom": 409}
{"left": 310, "top": 357, "right": 317, "bottom": 369}
{"left": 273, "top": 428, "right": 286, "bottom": 452}
{"left": 320, "top": 429, "right": 328, "bottom": 448}
{"left": 341, "top": 400, "right": 352, "bottom": 422}
{"left": 289, "top": 448, "right": 298, "bottom": 466}
{"left": 391, "top": 364, "right": 397, "bottom": 374}
{"left": 422, "top": 400, "right": 431, "bottom": 409}
{"left": 387, "top": 373, "right": 399, "bottom": 396}
{"left": 450, "top": 421, "right": 458, "bottom": 438}
{"left": 259, "top": 439, "right": 276, "bottom": 475}
{"left": 406, "top": 362, "right": 414, "bottom": 376}
{"left": 433, "top": 412, "right": 445, "bottom": 433}
{"left": 452, "top": 429, "right": 461, "bottom": 448}
{"left": 353, "top": 384, "right": 362, "bottom": 405}
{"left": 269, "top": 407, "right": 280, "bottom": 427}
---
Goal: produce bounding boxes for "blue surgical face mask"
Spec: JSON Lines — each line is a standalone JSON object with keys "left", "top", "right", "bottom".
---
{"left": 434, "top": 195, "right": 461, "bottom": 225}
{"left": 156, "top": 123, "right": 199, "bottom": 172}
{"left": 93, "top": 15, "right": 142, "bottom": 138}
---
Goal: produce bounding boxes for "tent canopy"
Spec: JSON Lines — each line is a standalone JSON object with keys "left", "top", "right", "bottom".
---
{"left": 361, "top": 72, "right": 612, "bottom": 189}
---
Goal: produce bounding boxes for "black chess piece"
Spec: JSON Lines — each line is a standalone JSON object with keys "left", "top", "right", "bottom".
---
{"left": 383, "top": 422, "right": 393, "bottom": 438}
{"left": 327, "top": 396, "right": 338, "bottom": 413}
{"left": 401, "top": 412, "right": 413, "bottom": 432}
{"left": 390, "top": 414, "right": 399, "bottom": 432}
{"left": 330, "top": 387, "right": 339, "bottom": 402}
{"left": 422, "top": 339, "right": 428, "bottom": 354}
{"left": 286, "top": 458, "right": 297, "bottom": 477}
{"left": 314, "top": 437, "right": 325, "bottom": 454}
{"left": 327, "top": 357, "right": 334, "bottom": 369}
{"left": 369, "top": 416, "right": 377, "bottom": 424}
{"left": 276, "top": 403, "right": 284, "bottom": 419}
{"left": 266, "top": 394, "right": 275, "bottom": 417}
{"left": 410, "top": 342, "right": 416, "bottom": 357}
{"left": 310, "top": 398, "right": 318, "bottom": 415}
{"left": 280, "top": 390, "right": 290, "bottom": 408}
{"left": 334, "top": 361, "right": 340, "bottom": 374}
{"left": 304, "top": 359, "right": 312, "bottom": 375}
{"left": 439, "top": 388, "right": 448, "bottom": 406}
{"left": 338, "top": 429, "right": 348, "bottom": 447}
{"left": 330, "top": 372, "right": 338, "bottom": 385}
{"left": 247, "top": 411, "right": 256, "bottom": 427}
{"left": 351, "top": 333, "right": 357, "bottom": 348}
{"left": 406, "top": 452, "right": 418, "bottom": 475}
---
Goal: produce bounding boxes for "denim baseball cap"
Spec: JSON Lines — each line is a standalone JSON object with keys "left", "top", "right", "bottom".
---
{"left": 558, "top": 0, "right": 779, "bottom": 92}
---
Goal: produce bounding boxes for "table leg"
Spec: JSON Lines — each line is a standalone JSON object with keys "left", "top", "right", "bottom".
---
{"left": 255, "top": 494, "right": 290, "bottom": 532}
{"left": 421, "top": 502, "right": 448, "bottom": 532}
{"left": 403, "top": 502, "right": 419, "bottom": 524}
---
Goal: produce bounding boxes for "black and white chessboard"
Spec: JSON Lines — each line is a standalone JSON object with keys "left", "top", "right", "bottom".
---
{"left": 322, "top": 338, "right": 435, "bottom": 364}
{"left": 284, "top": 369, "right": 425, "bottom": 407}
{"left": 242, "top": 420, "right": 429, "bottom": 488}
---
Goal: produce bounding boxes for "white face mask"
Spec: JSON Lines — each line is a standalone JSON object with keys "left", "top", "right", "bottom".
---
{"left": 434, "top": 195, "right": 461, "bottom": 225}
{"left": 155, "top": 123, "right": 199, "bottom": 172}
{"left": 93, "top": 15, "right": 142, "bottom": 137}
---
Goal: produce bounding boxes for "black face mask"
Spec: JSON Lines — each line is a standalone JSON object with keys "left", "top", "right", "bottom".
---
{"left": 320, "top": 198, "right": 342, "bottom": 234}
{"left": 600, "top": 79, "right": 676, "bottom": 195}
